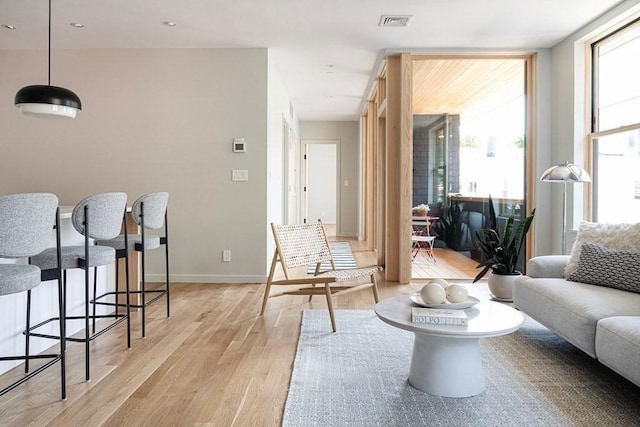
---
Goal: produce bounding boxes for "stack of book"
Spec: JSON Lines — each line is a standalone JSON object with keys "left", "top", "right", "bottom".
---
{"left": 411, "top": 307, "right": 468, "bottom": 325}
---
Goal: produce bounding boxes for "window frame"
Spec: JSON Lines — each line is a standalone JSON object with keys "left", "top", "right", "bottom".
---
{"left": 589, "top": 17, "right": 640, "bottom": 221}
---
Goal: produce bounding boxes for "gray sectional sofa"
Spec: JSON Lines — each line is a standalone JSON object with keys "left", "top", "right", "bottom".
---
{"left": 514, "top": 254, "right": 640, "bottom": 387}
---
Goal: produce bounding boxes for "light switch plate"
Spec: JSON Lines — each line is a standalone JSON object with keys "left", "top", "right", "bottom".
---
{"left": 232, "top": 169, "right": 249, "bottom": 181}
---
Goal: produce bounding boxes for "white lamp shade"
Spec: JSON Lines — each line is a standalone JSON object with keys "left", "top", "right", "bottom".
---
{"left": 540, "top": 161, "right": 591, "bottom": 183}
{"left": 16, "top": 102, "right": 78, "bottom": 119}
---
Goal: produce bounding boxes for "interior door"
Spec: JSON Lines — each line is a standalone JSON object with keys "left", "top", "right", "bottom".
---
{"left": 303, "top": 142, "right": 337, "bottom": 227}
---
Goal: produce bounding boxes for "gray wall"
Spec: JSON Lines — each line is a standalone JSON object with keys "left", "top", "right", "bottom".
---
{"left": 300, "top": 121, "right": 359, "bottom": 237}
{"left": 1, "top": 48, "right": 294, "bottom": 282}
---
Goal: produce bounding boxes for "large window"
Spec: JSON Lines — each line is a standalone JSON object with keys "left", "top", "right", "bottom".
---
{"left": 591, "top": 20, "right": 640, "bottom": 222}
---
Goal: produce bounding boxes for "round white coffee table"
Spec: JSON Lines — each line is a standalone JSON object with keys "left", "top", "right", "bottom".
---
{"left": 375, "top": 295, "right": 523, "bottom": 397}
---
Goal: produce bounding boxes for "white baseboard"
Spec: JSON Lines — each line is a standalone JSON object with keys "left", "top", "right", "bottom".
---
{"left": 145, "top": 274, "right": 266, "bottom": 284}
{"left": 336, "top": 233, "right": 357, "bottom": 238}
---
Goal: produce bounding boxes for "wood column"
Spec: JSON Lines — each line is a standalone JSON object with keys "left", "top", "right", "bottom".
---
{"left": 385, "top": 53, "right": 413, "bottom": 283}
{"left": 364, "top": 101, "right": 377, "bottom": 251}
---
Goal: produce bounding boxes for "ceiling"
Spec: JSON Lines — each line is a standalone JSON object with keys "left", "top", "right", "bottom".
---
{"left": 413, "top": 58, "right": 524, "bottom": 119}
{"left": 0, "top": 0, "right": 625, "bottom": 121}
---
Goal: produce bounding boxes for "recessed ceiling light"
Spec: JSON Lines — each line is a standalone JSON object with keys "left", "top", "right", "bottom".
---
{"left": 2, "top": 24, "right": 16, "bottom": 30}
{"left": 70, "top": 22, "right": 84, "bottom": 28}
{"left": 378, "top": 15, "right": 413, "bottom": 27}
{"left": 163, "top": 21, "right": 177, "bottom": 27}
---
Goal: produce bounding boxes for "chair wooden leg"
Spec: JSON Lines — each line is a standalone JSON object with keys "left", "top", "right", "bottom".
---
{"left": 260, "top": 281, "right": 272, "bottom": 315}
{"left": 371, "top": 274, "right": 380, "bottom": 303}
{"left": 261, "top": 251, "right": 279, "bottom": 315}
{"left": 325, "top": 284, "right": 337, "bottom": 332}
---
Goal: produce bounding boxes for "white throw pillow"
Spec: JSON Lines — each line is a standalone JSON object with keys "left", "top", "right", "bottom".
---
{"left": 564, "top": 221, "right": 640, "bottom": 278}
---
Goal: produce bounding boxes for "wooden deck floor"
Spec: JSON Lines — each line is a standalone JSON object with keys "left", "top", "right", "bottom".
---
{"left": 411, "top": 248, "right": 479, "bottom": 281}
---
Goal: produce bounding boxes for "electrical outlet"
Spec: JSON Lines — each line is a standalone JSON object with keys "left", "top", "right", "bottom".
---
{"left": 223, "top": 250, "right": 231, "bottom": 262}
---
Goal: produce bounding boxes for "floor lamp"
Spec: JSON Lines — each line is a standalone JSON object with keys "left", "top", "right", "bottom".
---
{"left": 540, "top": 161, "right": 591, "bottom": 255}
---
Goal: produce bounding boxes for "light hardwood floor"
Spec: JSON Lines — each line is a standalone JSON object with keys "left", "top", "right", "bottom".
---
{"left": 0, "top": 246, "right": 480, "bottom": 426}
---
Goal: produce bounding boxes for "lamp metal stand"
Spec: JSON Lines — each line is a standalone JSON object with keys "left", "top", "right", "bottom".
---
{"left": 561, "top": 182, "right": 567, "bottom": 255}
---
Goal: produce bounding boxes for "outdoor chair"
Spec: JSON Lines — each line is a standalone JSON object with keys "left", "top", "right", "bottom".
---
{"left": 261, "top": 221, "right": 381, "bottom": 332}
{"left": 412, "top": 218, "right": 436, "bottom": 262}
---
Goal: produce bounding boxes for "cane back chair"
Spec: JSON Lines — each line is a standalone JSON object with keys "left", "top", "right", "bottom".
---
{"left": 261, "top": 221, "right": 381, "bottom": 332}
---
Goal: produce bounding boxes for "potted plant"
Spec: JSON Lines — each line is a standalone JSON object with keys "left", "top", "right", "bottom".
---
{"left": 436, "top": 200, "right": 464, "bottom": 251}
{"left": 472, "top": 195, "right": 535, "bottom": 301}
{"left": 412, "top": 203, "right": 430, "bottom": 217}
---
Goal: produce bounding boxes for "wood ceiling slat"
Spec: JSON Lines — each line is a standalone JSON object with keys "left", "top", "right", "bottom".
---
{"left": 412, "top": 58, "right": 524, "bottom": 116}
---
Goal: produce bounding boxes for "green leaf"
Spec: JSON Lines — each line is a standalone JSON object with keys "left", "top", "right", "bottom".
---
{"left": 473, "top": 195, "right": 535, "bottom": 278}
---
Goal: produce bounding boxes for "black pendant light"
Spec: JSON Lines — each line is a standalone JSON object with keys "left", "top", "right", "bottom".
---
{"left": 14, "top": 0, "right": 82, "bottom": 118}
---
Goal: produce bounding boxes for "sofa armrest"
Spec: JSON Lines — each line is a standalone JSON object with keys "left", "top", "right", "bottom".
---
{"left": 525, "top": 255, "right": 570, "bottom": 278}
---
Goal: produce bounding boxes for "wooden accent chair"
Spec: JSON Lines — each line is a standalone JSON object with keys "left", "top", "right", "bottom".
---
{"left": 261, "top": 221, "right": 381, "bottom": 332}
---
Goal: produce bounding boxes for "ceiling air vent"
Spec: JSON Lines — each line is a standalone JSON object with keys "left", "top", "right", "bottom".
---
{"left": 378, "top": 15, "right": 412, "bottom": 27}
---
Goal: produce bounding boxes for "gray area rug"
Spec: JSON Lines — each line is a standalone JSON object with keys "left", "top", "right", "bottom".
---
{"left": 283, "top": 310, "right": 640, "bottom": 426}
{"left": 307, "top": 241, "right": 357, "bottom": 274}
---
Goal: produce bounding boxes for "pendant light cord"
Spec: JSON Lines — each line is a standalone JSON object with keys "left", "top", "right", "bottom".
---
{"left": 47, "top": 0, "right": 51, "bottom": 85}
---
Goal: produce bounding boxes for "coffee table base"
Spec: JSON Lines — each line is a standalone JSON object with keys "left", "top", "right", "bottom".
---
{"left": 409, "top": 333, "right": 485, "bottom": 397}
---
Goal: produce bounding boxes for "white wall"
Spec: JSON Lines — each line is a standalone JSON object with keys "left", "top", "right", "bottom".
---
{"left": 299, "top": 121, "right": 359, "bottom": 236}
{"left": 267, "top": 52, "right": 299, "bottom": 265}
{"left": 532, "top": 49, "right": 553, "bottom": 255}
{"left": 0, "top": 48, "right": 289, "bottom": 283}
{"left": 548, "top": 0, "right": 640, "bottom": 254}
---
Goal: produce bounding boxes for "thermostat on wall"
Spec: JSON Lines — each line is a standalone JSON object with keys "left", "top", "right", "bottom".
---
{"left": 233, "top": 137, "right": 246, "bottom": 153}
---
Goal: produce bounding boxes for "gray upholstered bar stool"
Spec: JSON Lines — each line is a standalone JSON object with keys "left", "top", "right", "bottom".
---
{"left": 0, "top": 193, "right": 65, "bottom": 399}
{"left": 30, "top": 192, "right": 131, "bottom": 381}
{"left": 96, "top": 192, "right": 169, "bottom": 338}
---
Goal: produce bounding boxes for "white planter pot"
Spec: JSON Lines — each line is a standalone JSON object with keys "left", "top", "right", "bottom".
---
{"left": 488, "top": 271, "right": 521, "bottom": 302}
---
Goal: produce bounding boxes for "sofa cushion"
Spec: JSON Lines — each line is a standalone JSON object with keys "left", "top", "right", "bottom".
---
{"left": 567, "top": 242, "right": 640, "bottom": 293}
{"left": 513, "top": 276, "right": 640, "bottom": 357}
{"left": 596, "top": 317, "right": 640, "bottom": 388}
{"left": 564, "top": 221, "right": 640, "bottom": 278}
{"left": 527, "top": 255, "right": 570, "bottom": 278}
